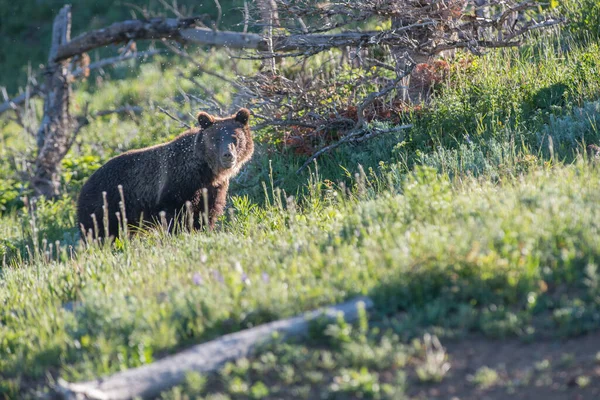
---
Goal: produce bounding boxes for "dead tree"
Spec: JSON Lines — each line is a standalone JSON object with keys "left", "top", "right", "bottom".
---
{"left": 240, "top": 0, "right": 562, "bottom": 171}
{"left": 7, "top": 1, "right": 560, "bottom": 197}
{"left": 32, "top": 6, "right": 73, "bottom": 198}
{"left": 257, "top": 0, "right": 281, "bottom": 73}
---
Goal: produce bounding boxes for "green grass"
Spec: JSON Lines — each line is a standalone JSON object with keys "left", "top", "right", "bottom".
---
{"left": 2, "top": 1, "right": 600, "bottom": 397}
{"left": 3, "top": 161, "right": 600, "bottom": 396}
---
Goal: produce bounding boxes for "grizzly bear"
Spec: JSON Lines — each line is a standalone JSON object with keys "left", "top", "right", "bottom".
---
{"left": 77, "top": 108, "right": 254, "bottom": 240}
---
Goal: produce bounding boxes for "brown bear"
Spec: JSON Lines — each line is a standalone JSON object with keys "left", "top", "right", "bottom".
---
{"left": 77, "top": 108, "right": 254, "bottom": 240}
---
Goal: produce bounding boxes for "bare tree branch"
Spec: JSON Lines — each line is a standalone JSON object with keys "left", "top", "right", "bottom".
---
{"left": 0, "top": 88, "right": 41, "bottom": 115}
{"left": 52, "top": 11, "right": 557, "bottom": 63}
{"left": 55, "top": 18, "right": 264, "bottom": 61}
{"left": 157, "top": 106, "right": 191, "bottom": 128}
{"left": 73, "top": 49, "right": 164, "bottom": 77}
{"left": 213, "top": 0, "right": 223, "bottom": 31}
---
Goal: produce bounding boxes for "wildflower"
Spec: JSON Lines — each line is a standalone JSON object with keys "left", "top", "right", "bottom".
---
{"left": 211, "top": 269, "right": 224, "bottom": 283}
{"left": 241, "top": 272, "right": 251, "bottom": 285}
{"left": 192, "top": 272, "right": 203, "bottom": 286}
{"left": 262, "top": 272, "right": 270, "bottom": 283}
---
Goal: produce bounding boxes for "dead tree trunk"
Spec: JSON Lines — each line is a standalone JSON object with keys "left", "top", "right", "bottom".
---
{"left": 257, "top": 0, "right": 280, "bottom": 73}
{"left": 32, "top": 5, "right": 73, "bottom": 198}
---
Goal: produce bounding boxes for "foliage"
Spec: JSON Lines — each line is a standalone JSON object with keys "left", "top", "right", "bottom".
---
{"left": 2, "top": 161, "right": 600, "bottom": 395}
{"left": 0, "top": 178, "right": 26, "bottom": 213}
{"left": 561, "top": 0, "right": 600, "bottom": 40}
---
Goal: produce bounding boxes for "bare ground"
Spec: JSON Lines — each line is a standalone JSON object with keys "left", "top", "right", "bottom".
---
{"left": 409, "top": 332, "right": 600, "bottom": 400}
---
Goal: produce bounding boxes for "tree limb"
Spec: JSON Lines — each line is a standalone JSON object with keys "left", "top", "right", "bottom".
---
{"left": 157, "top": 106, "right": 191, "bottom": 128}
{"left": 50, "top": 22, "right": 474, "bottom": 64}
{"left": 55, "top": 18, "right": 264, "bottom": 61}
{"left": 0, "top": 88, "right": 42, "bottom": 115}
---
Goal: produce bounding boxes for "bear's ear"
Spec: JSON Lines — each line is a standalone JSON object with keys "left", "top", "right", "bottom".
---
{"left": 197, "top": 112, "right": 215, "bottom": 129}
{"left": 235, "top": 108, "right": 250, "bottom": 125}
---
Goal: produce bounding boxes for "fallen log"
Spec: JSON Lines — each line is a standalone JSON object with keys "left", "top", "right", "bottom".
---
{"left": 56, "top": 296, "right": 374, "bottom": 400}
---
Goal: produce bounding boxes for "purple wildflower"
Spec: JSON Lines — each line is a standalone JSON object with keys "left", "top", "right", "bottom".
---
{"left": 262, "top": 272, "right": 270, "bottom": 283}
{"left": 192, "top": 272, "right": 203, "bottom": 286}
{"left": 241, "top": 272, "right": 251, "bottom": 285}
{"left": 211, "top": 269, "right": 224, "bottom": 283}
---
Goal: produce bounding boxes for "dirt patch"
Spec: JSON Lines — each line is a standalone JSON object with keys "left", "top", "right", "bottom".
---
{"left": 409, "top": 332, "right": 600, "bottom": 400}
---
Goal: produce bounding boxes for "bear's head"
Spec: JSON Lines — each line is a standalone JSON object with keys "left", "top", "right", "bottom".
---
{"left": 197, "top": 108, "right": 254, "bottom": 179}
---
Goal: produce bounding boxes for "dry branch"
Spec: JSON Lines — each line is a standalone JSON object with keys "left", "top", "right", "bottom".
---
{"left": 72, "top": 49, "right": 163, "bottom": 77}
{"left": 240, "top": 0, "right": 561, "bottom": 171}
{"left": 53, "top": 8, "right": 560, "bottom": 63}
{"left": 157, "top": 105, "right": 191, "bottom": 128}
{"left": 55, "top": 18, "right": 264, "bottom": 61}
{"left": 53, "top": 22, "right": 422, "bottom": 61}
{"left": 0, "top": 88, "right": 42, "bottom": 115}
{"left": 56, "top": 296, "right": 373, "bottom": 400}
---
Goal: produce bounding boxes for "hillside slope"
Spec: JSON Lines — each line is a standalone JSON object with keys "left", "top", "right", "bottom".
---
{"left": 1, "top": 0, "right": 600, "bottom": 398}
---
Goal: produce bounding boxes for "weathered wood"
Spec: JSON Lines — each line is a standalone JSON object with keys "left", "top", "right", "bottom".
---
{"left": 0, "top": 87, "right": 41, "bottom": 115}
{"left": 53, "top": 17, "right": 421, "bottom": 63}
{"left": 55, "top": 17, "right": 264, "bottom": 61}
{"left": 31, "top": 5, "right": 72, "bottom": 198}
{"left": 257, "top": 0, "right": 280, "bottom": 72}
{"left": 179, "top": 27, "right": 264, "bottom": 50}
{"left": 56, "top": 296, "right": 373, "bottom": 400}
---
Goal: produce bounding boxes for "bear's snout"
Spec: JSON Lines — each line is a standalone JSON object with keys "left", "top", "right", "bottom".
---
{"left": 220, "top": 147, "right": 237, "bottom": 168}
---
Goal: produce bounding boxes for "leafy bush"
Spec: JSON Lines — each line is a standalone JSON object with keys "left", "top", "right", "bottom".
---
{"left": 0, "top": 178, "right": 26, "bottom": 213}
{"left": 540, "top": 100, "right": 600, "bottom": 152}
{"left": 562, "top": 0, "right": 600, "bottom": 40}
{"left": 61, "top": 155, "right": 103, "bottom": 195}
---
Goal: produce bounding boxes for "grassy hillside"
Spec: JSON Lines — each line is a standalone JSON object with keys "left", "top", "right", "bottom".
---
{"left": 2, "top": 0, "right": 600, "bottom": 398}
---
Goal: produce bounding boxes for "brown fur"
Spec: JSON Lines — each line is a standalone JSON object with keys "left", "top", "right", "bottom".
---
{"left": 77, "top": 108, "right": 254, "bottom": 239}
